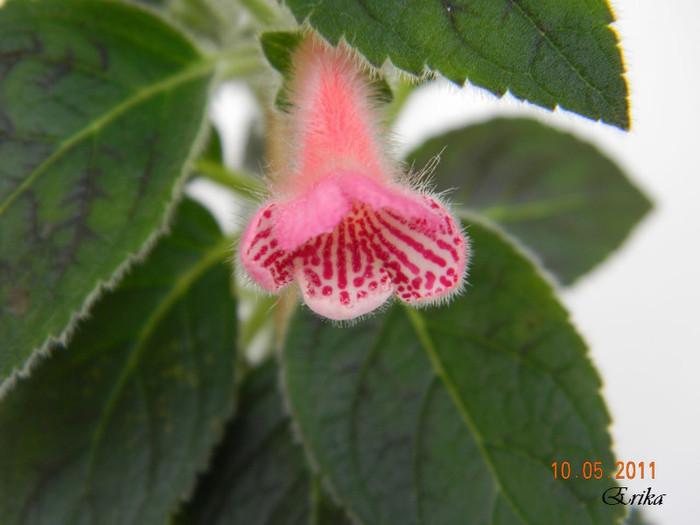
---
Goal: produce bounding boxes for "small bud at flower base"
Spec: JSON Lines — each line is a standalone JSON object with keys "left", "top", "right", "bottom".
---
{"left": 239, "top": 36, "right": 470, "bottom": 321}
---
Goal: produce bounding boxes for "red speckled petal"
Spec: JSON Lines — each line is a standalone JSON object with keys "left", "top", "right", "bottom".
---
{"left": 239, "top": 203, "right": 294, "bottom": 291}
{"left": 363, "top": 197, "right": 468, "bottom": 304}
{"left": 293, "top": 205, "right": 393, "bottom": 321}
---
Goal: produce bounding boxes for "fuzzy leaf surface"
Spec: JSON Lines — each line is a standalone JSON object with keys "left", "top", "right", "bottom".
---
{"left": 408, "top": 118, "right": 651, "bottom": 284}
{"left": 180, "top": 360, "right": 352, "bottom": 525}
{"left": 0, "top": 199, "right": 237, "bottom": 525}
{"left": 0, "top": 0, "right": 214, "bottom": 383}
{"left": 281, "top": 221, "right": 623, "bottom": 524}
{"left": 283, "top": 0, "right": 629, "bottom": 129}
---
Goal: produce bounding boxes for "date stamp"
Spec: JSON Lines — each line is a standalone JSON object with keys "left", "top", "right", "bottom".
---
{"left": 551, "top": 461, "right": 666, "bottom": 506}
{"left": 551, "top": 461, "right": 656, "bottom": 480}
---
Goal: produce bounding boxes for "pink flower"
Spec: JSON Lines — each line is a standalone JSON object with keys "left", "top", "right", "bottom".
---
{"left": 239, "top": 37, "right": 469, "bottom": 321}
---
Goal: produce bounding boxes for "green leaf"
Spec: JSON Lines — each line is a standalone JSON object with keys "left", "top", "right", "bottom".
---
{"left": 283, "top": 0, "right": 629, "bottom": 129}
{"left": 281, "top": 221, "right": 622, "bottom": 525}
{"left": 0, "top": 0, "right": 216, "bottom": 383}
{"left": 200, "top": 124, "right": 225, "bottom": 166}
{"left": 0, "top": 198, "right": 237, "bottom": 524}
{"left": 261, "top": 31, "right": 305, "bottom": 74}
{"left": 407, "top": 117, "right": 652, "bottom": 285}
{"left": 180, "top": 360, "right": 352, "bottom": 525}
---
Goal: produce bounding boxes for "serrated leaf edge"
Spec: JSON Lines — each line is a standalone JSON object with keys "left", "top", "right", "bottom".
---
{"left": 292, "top": 3, "right": 629, "bottom": 129}
{"left": 0, "top": 65, "right": 221, "bottom": 401}
{"left": 276, "top": 333, "right": 369, "bottom": 525}
{"left": 278, "top": 216, "right": 617, "bottom": 525}
{"left": 64, "top": 237, "right": 233, "bottom": 523}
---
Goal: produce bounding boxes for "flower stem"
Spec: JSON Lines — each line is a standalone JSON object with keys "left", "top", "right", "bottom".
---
{"left": 238, "top": 0, "right": 282, "bottom": 26}
{"left": 194, "top": 159, "right": 266, "bottom": 198}
{"left": 208, "top": 45, "right": 265, "bottom": 80}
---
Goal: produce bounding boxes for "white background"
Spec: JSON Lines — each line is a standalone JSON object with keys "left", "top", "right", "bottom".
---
{"left": 205, "top": 0, "right": 700, "bottom": 522}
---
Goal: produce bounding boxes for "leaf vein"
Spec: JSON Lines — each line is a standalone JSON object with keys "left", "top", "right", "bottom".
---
{"left": 419, "top": 317, "right": 607, "bottom": 523}
{"left": 0, "top": 59, "right": 215, "bottom": 216}
{"left": 347, "top": 315, "right": 394, "bottom": 523}
{"left": 73, "top": 238, "right": 229, "bottom": 520}
{"left": 404, "top": 307, "right": 534, "bottom": 524}
{"left": 505, "top": 0, "right": 615, "bottom": 109}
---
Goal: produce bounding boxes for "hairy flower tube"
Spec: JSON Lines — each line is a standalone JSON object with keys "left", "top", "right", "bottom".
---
{"left": 239, "top": 37, "right": 469, "bottom": 321}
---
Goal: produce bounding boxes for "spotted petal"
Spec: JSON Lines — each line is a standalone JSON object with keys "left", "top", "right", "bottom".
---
{"left": 364, "top": 196, "right": 468, "bottom": 304}
{"left": 293, "top": 206, "right": 394, "bottom": 321}
{"left": 239, "top": 203, "right": 293, "bottom": 291}
{"left": 284, "top": 197, "right": 467, "bottom": 320}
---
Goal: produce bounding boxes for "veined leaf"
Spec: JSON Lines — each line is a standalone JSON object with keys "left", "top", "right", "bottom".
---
{"left": 283, "top": 0, "right": 629, "bottom": 129}
{"left": 0, "top": 0, "right": 215, "bottom": 384}
{"left": 0, "top": 199, "right": 237, "bottom": 524}
{"left": 281, "top": 221, "right": 623, "bottom": 524}
{"left": 407, "top": 117, "right": 652, "bottom": 284}
{"left": 180, "top": 360, "right": 352, "bottom": 525}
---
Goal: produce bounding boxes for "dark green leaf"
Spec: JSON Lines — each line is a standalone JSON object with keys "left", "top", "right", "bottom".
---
{"left": 0, "top": 0, "right": 215, "bottom": 383}
{"left": 137, "top": 0, "right": 169, "bottom": 5}
{"left": 261, "top": 31, "right": 305, "bottom": 74}
{"left": 201, "top": 125, "right": 225, "bottom": 166}
{"left": 312, "top": 477, "right": 355, "bottom": 525}
{"left": 180, "top": 360, "right": 352, "bottom": 525}
{"left": 283, "top": 0, "right": 629, "bottom": 129}
{"left": 0, "top": 199, "right": 237, "bottom": 524}
{"left": 407, "top": 118, "right": 652, "bottom": 284}
{"left": 281, "top": 221, "right": 622, "bottom": 524}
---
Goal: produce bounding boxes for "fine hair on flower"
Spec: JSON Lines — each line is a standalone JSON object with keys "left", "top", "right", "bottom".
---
{"left": 239, "top": 34, "right": 470, "bottom": 321}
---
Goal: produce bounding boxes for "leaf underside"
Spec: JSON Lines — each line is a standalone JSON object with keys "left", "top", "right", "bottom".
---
{"left": 283, "top": 0, "right": 630, "bottom": 129}
{"left": 0, "top": 199, "right": 237, "bottom": 525}
{"left": 407, "top": 117, "right": 652, "bottom": 285}
{"left": 0, "top": 0, "right": 214, "bottom": 383}
{"left": 281, "top": 221, "right": 624, "bottom": 524}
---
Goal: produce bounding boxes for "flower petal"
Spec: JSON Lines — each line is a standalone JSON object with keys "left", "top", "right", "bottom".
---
{"left": 362, "top": 197, "right": 468, "bottom": 304}
{"left": 273, "top": 173, "right": 437, "bottom": 252}
{"left": 293, "top": 206, "right": 393, "bottom": 321}
{"left": 337, "top": 173, "right": 436, "bottom": 224}
{"left": 239, "top": 203, "right": 294, "bottom": 291}
{"left": 274, "top": 178, "right": 351, "bottom": 251}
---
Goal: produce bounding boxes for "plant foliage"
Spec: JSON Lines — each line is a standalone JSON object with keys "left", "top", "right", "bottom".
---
{"left": 0, "top": 0, "right": 649, "bottom": 523}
